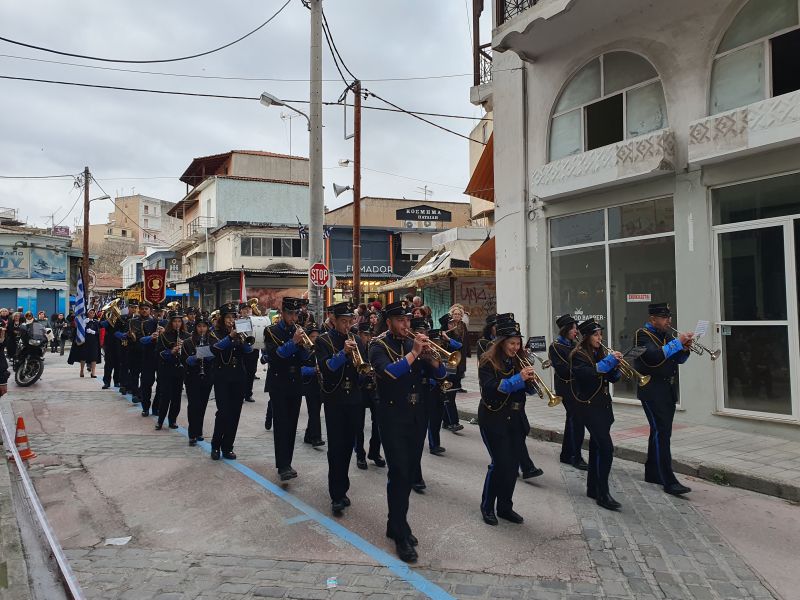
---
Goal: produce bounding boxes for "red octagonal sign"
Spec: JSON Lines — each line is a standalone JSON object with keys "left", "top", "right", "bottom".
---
{"left": 309, "top": 262, "right": 330, "bottom": 287}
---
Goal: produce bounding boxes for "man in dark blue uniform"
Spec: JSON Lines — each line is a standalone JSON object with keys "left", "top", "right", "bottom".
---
{"left": 115, "top": 300, "right": 134, "bottom": 395}
{"left": 135, "top": 301, "right": 161, "bottom": 417}
{"left": 315, "top": 302, "right": 366, "bottom": 514}
{"left": 301, "top": 324, "right": 324, "bottom": 448}
{"left": 368, "top": 301, "right": 446, "bottom": 563}
{"left": 549, "top": 314, "right": 588, "bottom": 470}
{"left": 634, "top": 302, "right": 693, "bottom": 496}
{"left": 239, "top": 302, "right": 259, "bottom": 403}
{"left": 100, "top": 299, "right": 121, "bottom": 390}
{"left": 184, "top": 307, "right": 197, "bottom": 335}
{"left": 355, "top": 322, "right": 383, "bottom": 469}
{"left": 263, "top": 297, "right": 309, "bottom": 481}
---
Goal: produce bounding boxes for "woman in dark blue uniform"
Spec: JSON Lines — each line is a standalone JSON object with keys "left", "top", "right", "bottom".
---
{"left": 154, "top": 311, "right": 190, "bottom": 430}
{"left": 569, "top": 319, "right": 623, "bottom": 511}
{"left": 477, "top": 313, "right": 535, "bottom": 526}
{"left": 183, "top": 315, "right": 215, "bottom": 446}
{"left": 68, "top": 308, "right": 101, "bottom": 377}
{"left": 210, "top": 302, "right": 254, "bottom": 460}
{"left": 548, "top": 314, "right": 588, "bottom": 470}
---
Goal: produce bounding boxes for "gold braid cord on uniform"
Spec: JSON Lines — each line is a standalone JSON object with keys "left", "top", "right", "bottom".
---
{"left": 569, "top": 348, "right": 604, "bottom": 404}
{"left": 481, "top": 363, "right": 514, "bottom": 412}
{"left": 635, "top": 328, "right": 670, "bottom": 368}
{"left": 552, "top": 342, "right": 572, "bottom": 383}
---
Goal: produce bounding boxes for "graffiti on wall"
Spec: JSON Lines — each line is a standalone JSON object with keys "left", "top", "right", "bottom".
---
{"left": 455, "top": 278, "right": 496, "bottom": 331}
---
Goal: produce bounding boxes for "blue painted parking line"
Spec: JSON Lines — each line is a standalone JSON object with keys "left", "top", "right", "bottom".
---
{"left": 94, "top": 380, "right": 453, "bottom": 599}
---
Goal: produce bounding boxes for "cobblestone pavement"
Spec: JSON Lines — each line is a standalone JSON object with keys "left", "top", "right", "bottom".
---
{"left": 5, "top": 357, "right": 795, "bottom": 600}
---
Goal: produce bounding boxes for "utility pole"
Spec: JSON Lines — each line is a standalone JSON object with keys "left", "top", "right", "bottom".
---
{"left": 352, "top": 80, "right": 362, "bottom": 305}
{"left": 308, "top": 0, "right": 324, "bottom": 322}
{"left": 82, "top": 166, "right": 90, "bottom": 301}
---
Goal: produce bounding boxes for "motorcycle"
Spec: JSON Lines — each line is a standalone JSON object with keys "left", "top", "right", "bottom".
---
{"left": 14, "top": 322, "right": 49, "bottom": 387}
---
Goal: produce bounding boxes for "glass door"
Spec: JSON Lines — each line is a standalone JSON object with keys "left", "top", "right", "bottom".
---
{"left": 715, "top": 220, "right": 797, "bottom": 418}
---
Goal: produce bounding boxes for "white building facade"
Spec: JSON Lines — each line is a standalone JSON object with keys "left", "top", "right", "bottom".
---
{"left": 481, "top": 0, "right": 800, "bottom": 438}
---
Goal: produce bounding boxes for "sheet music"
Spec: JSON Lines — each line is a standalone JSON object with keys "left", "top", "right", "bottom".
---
{"left": 694, "top": 320, "right": 709, "bottom": 338}
{"left": 195, "top": 345, "right": 213, "bottom": 359}
{"left": 235, "top": 318, "right": 253, "bottom": 333}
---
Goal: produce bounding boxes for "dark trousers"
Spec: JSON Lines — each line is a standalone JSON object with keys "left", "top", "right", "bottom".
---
{"left": 426, "top": 388, "right": 444, "bottom": 450}
{"left": 128, "top": 356, "right": 141, "bottom": 397}
{"left": 265, "top": 398, "right": 273, "bottom": 424}
{"left": 273, "top": 392, "right": 302, "bottom": 469}
{"left": 356, "top": 404, "right": 381, "bottom": 459}
{"left": 640, "top": 395, "right": 678, "bottom": 486}
{"left": 212, "top": 378, "right": 245, "bottom": 452}
{"left": 102, "top": 345, "right": 119, "bottom": 387}
{"left": 378, "top": 405, "right": 427, "bottom": 539}
{"left": 442, "top": 389, "right": 460, "bottom": 426}
{"left": 480, "top": 422, "right": 522, "bottom": 514}
{"left": 580, "top": 404, "right": 614, "bottom": 497}
{"left": 244, "top": 352, "right": 258, "bottom": 399}
{"left": 559, "top": 397, "right": 586, "bottom": 463}
{"left": 140, "top": 362, "right": 156, "bottom": 412}
{"left": 324, "top": 402, "right": 365, "bottom": 501}
{"left": 186, "top": 376, "right": 213, "bottom": 439}
{"left": 157, "top": 366, "right": 184, "bottom": 426}
{"left": 304, "top": 391, "right": 322, "bottom": 443}
{"left": 516, "top": 414, "right": 535, "bottom": 473}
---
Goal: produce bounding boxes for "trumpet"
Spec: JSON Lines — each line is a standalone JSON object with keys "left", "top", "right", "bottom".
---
{"left": 405, "top": 332, "right": 461, "bottom": 369}
{"left": 514, "top": 349, "right": 562, "bottom": 407}
{"left": 528, "top": 352, "right": 551, "bottom": 369}
{"left": 294, "top": 326, "right": 314, "bottom": 351}
{"left": 600, "top": 343, "right": 651, "bottom": 387}
{"left": 347, "top": 333, "right": 374, "bottom": 375}
{"left": 669, "top": 327, "right": 721, "bottom": 361}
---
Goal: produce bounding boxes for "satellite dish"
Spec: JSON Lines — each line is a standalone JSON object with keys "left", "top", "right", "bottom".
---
{"left": 333, "top": 183, "right": 352, "bottom": 197}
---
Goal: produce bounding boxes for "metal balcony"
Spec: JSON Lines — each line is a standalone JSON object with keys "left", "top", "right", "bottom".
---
{"left": 186, "top": 216, "right": 217, "bottom": 239}
{"left": 496, "top": 0, "right": 539, "bottom": 26}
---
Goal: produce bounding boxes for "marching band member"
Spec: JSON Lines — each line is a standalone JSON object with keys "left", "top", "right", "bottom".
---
{"left": 355, "top": 321, "right": 384, "bottom": 469}
{"left": 569, "top": 319, "right": 623, "bottom": 511}
{"left": 634, "top": 302, "right": 693, "bottom": 496}
{"left": 184, "top": 307, "right": 197, "bottom": 335}
{"left": 410, "top": 317, "right": 436, "bottom": 493}
{"left": 100, "top": 302, "right": 120, "bottom": 389}
{"left": 209, "top": 302, "right": 253, "bottom": 460}
{"left": 154, "top": 311, "right": 191, "bottom": 430}
{"left": 301, "top": 324, "right": 324, "bottom": 448}
{"left": 439, "top": 312, "right": 465, "bottom": 433}
{"left": 263, "top": 297, "right": 308, "bottom": 481}
{"left": 115, "top": 300, "right": 134, "bottom": 396}
{"left": 315, "top": 302, "right": 366, "bottom": 514}
{"left": 238, "top": 302, "right": 259, "bottom": 403}
{"left": 475, "top": 315, "right": 496, "bottom": 366}
{"left": 133, "top": 301, "right": 160, "bottom": 416}
{"left": 126, "top": 301, "right": 145, "bottom": 407}
{"left": 477, "top": 313, "right": 533, "bottom": 526}
{"left": 549, "top": 314, "right": 588, "bottom": 470}
{"left": 368, "top": 301, "right": 446, "bottom": 563}
{"left": 183, "top": 314, "right": 215, "bottom": 446}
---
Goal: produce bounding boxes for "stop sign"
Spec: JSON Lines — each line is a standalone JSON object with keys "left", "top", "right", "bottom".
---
{"left": 309, "top": 262, "right": 330, "bottom": 287}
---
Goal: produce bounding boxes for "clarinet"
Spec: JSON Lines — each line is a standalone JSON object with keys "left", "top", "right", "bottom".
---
{"left": 198, "top": 335, "right": 206, "bottom": 377}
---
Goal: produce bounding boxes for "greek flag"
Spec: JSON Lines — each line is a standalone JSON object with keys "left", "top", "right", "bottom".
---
{"left": 75, "top": 270, "right": 86, "bottom": 345}
{"left": 297, "top": 219, "right": 333, "bottom": 240}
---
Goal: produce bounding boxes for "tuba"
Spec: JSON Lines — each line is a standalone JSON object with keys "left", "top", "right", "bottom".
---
{"left": 248, "top": 298, "right": 262, "bottom": 316}
{"left": 166, "top": 301, "right": 181, "bottom": 311}
{"left": 101, "top": 298, "right": 122, "bottom": 326}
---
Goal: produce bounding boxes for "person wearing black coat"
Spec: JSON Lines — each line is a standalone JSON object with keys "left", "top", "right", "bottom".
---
{"left": 569, "top": 319, "right": 623, "bottom": 511}
{"left": 477, "top": 313, "right": 536, "bottom": 526}
{"left": 182, "top": 316, "right": 216, "bottom": 446}
{"left": 67, "top": 308, "right": 101, "bottom": 377}
{"left": 154, "top": 312, "right": 191, "bottom": 430}
{"left": 549, "top": 314, "right": 588, "bottom": 470}
{"left": 633, "top": 302, "right": 693, "bottom": 496}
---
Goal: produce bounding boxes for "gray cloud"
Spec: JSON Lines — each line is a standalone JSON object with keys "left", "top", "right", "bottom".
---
{"left": 0, "top": 0, "right": 485, "bottom": 229}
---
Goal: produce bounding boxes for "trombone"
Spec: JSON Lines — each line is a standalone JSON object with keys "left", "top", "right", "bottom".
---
{"left": 515, "top": 349, "right": 562, "bottom": 407}
{"left": 599, "top": 343, "right": 650, "bottom": 387}
{"left": 669, "top": 327, "right": 721, "bottom": 361}
{"left": 405, "top": 332, "right": 461, "bottom": 369}
{"left": 347, "top": 333, "right": 374, "bottom": 375}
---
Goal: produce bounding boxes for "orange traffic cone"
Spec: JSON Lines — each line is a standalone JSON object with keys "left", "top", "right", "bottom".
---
{"left": 10, "top": 417, "right": 36, "bottom": 462}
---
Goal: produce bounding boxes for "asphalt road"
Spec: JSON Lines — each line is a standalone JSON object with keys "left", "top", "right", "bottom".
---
{"left": 5, "top": 353, "right": 798, "bottom": 599}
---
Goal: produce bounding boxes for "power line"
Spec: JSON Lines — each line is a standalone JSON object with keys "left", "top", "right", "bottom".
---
{"left": 0, "top": 1, "right": 292, "bottom": 64}
{"left": 0, "top": 173, "right": 77, "bottom": 179}
{"left": 320, "top": 9, "right": 357, "bottom": 82}
{"left": 0, "top": 53, "right": 479, "bottom": 83}
{"left": 91, "top": 177, "right": 171, "bottom": 246}
{"left": 54, "top": 184, "right": 84, "bottom": 226}
{"left": 0, "top": 74, "right": 489, "bottom": 120}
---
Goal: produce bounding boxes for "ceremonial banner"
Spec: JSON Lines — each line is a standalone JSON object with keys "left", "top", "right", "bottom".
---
{"left": 143, "top": 269, "right": 167, "bottom": 304}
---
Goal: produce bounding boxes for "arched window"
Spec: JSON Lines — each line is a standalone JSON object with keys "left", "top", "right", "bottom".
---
{"left": 549, "top": 52, "right": 668, "bottom": 162}
{"left": 710, "top": 0, "right": 800, "bottom": 115}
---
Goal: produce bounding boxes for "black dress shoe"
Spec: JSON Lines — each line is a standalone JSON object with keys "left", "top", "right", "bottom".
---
{"left": 664, "top": 482, "right": 691, "bottom": 496}
{"left": 412, "top": 480, "right": 426, "bottom": 493}
{"left": 279, "top": 467, "right": 297, "bottom": 481}
{"left": 288, "top": 466, "right": 298, "bottom": 477}
{"left": 102, "top": 384, "right": 110, "bottom": 389}
{"left": 222, "top": 451, "right": 237, "bottom": 460}
{"left": 196, "top": 436, "right": 204, "bottom": 441}
{"left": 368, "top": 454, "right": 386, "bottom": 467}
{"left": 141, "top": 410, "right": 149, "bottom": 417}
{"left": 311, "top": 439, "right": 325, "bottom": 447}
{"left": 481, "top": 509, "right": 498, "bottom": 526}
{"left": 264, "top": 418, "right": 272, "bottom": 431}
{"left": 385, "top": 530, "right": 417, "bottom": 546}
{"left": 394, "top": 538, "right": 418, "bottom": 563}
{"left": 331, "top": 499, "right": 346, "bottom": 514}
{"left": 189, "top": 438, "right": 197, "bottom": 446}
{"left": 597, "top": 493, "right": 621, "bottom": 511}
{"left": 449, "top": 423, "right": 464, "bottom": 432}
{"left": 522, "top": 467, "right": 544, "bottom": 479}
{"left": 211, "top": 449, "right": 221, "bottom": 460}
{"left": 429, "top": 446, "right": 446, "bottom": 456}
{"left": 572, "top": 458, "right": 589, "bottom": 471}
{"left": 169, "top": 423, "right": 178, "bottom": 429}
{"left": 244, "top": 396, "right": 255, "bottom": 403}
{"left": 342, "top": 496, "right": 351, "bottom": 507}
{"left": 119, "top": 387, "right": 127, "bottom": 395}
{"left": 356, "top": 456, "right": 368, "bottom": 470}
{"left": 154, "top": 423, "right": 163, "bottom": 430}
{"left": 497, "top": 509, "right": 524, "bottom": 524}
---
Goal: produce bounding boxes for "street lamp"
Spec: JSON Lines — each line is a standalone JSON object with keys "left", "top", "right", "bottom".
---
{"left": 260, "top": 92, "right": 310, "bottom": 131}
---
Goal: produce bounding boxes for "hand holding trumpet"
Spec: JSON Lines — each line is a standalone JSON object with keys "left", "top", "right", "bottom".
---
{"left": 344, "top": 338, "right": 358, "bottom": 355}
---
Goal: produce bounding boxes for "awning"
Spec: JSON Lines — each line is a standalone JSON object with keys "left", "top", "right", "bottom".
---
{"left": 470, "top": 236, "right": 495, "bottom": 271}
{"left": 464, "top": 133, "right": 494, "bottom": 202}
{"left": 376, "top": 247, "right": 494, "bottom": 292}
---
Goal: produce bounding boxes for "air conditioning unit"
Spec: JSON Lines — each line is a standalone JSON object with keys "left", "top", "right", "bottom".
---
{"left": 404, "top": 220, "right": 417, "bottom": 229}
{"left": 422, "top": 221, "right": 434, "bottom": 228}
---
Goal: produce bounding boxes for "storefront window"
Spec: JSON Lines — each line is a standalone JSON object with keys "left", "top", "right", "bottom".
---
{"left": 550, "top": 210, "right": 605, "bottom": 247}
{"left": 608, "top": 197, "right": 674, "bottom": 239}
{"left": 551, "top": 246, "right": 607, "bottom": 325}
{"left": 713, "top": 172, "right": 800, "bottom": 225}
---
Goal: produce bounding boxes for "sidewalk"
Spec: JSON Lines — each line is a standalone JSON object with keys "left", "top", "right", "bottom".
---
{"left": 456, "top": 364, "right": 800, "bottom": 503}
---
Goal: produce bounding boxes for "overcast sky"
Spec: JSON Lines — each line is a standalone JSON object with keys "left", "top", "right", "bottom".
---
{"left": 0, "top": 1, "right": 492, "bottom": 231}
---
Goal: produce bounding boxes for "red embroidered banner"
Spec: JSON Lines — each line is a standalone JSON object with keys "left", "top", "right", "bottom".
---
{"left": 143, "top": 269, "right": 167, "bottom": 304}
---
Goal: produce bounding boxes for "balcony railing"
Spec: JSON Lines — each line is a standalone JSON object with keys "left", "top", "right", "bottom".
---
{"left": 496, "top": 0, "right": 539, "bottom": 26}
{"left": 186, "top": 216, "right": 216, "bottom": 238}
{"left": 476, "top": 43, "right": 492, "bottom": 86}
